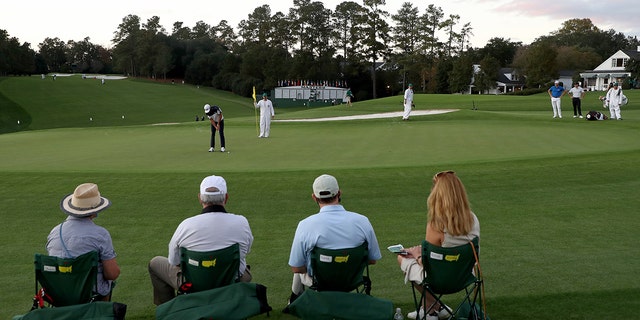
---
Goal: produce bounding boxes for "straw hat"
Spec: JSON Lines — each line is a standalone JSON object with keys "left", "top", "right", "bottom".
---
{"left": 60, "top": 183, "right": 111, "bottom": 217}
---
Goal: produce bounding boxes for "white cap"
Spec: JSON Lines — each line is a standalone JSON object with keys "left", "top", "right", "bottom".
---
{"left": 313, "top": 174, "right": 339, "bottom": 199}
{"left": 200, "top": 175, "right": 227, "bottom": 196}
{"left": 204, "top": 104, "right": 211, "bottom": 112}
{"left": 554, "top": 80, "right": 559, "bottom": 84}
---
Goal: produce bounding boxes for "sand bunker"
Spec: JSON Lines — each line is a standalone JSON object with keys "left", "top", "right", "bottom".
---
{"left": 46, "top": 73, "right": 127, "bottom": 80}
{"left": 274, "top": 109, "right": 458, "bottom": 122}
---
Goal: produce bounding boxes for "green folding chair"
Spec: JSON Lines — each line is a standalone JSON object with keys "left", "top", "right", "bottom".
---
{"left": 32, "top": 251, "right": 99, "bottom": 308}
{"left": 412, "top": 237, "right": 487, "bottom": 320}
{"left": 178, "top": 243, "right": 240, "bottom": 293}
{"left": 309, "top": 242, "right": 371, "bottom": 294}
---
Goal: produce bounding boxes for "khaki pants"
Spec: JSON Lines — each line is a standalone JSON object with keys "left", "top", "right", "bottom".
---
{"left": 290, "top": 273, "right": 314, "bottom": 295}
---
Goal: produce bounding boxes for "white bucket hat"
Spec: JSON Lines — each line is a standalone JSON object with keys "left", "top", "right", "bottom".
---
{"left": 60, "top": 183, "right": 111, "bottom": 217}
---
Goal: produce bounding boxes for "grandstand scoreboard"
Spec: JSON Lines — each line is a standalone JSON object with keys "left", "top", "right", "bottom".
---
{"left": 272, "top": 85, "right": 349, "bottom": 107}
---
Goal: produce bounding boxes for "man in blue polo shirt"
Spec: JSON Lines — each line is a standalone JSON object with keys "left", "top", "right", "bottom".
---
{"left": 548, "top": 80, "right": 566, "bottom": 118}
{"left": 284, "top": 174, "right": 382, "bottom": 312}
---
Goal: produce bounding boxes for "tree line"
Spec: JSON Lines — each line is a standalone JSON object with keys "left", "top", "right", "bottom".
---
{"left": 1, "top": 0, "right": 639, "bottom": 100}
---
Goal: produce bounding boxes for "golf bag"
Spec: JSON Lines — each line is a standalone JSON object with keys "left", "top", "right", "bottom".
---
{"left": 585, "top": 111, "right": 607, "bottom": 121}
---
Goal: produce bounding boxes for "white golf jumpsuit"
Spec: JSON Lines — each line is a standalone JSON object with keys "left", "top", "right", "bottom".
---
{"left": 605, "top": 86, "right": 623, "bottom": 120}
{"left": 403, "top": 86, "right": 414, "bottom": 120}
{"left": 255, "top": 97, "right": 275, "bottom": 137}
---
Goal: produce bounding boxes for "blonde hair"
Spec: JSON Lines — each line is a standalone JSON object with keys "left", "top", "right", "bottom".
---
{"left": 427, "top": 172, "right": 474, "bottom": 236}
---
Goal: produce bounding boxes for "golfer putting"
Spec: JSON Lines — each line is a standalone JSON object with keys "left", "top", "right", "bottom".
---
{"left": 204, "top": 104, "right": 225, "bottom": 152}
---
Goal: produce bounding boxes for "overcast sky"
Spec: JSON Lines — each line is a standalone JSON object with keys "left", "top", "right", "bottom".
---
{"left": 2, "top": 0, "right": 639, "bottom": 50}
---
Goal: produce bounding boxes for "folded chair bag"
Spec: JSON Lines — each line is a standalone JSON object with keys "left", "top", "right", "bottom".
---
{"left": 13, "top": 301, "right": 127, "bottom": 320}
{"left": 288, "top": 289, "right": 393, "bottom": 320}
{"left": 156, "top": 282, "right": 272, "bottom": 320}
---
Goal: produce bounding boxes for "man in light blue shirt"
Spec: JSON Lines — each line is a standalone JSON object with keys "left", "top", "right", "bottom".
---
{"left": 47, "top": 183, "right": 120, "bottom": 299}
{"left": 284, "top": 174, "right": 382, "bottom": 311}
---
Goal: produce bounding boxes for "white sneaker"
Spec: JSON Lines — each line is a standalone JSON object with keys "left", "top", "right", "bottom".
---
{"left": 406, "top": 309, "right": 422, "bottom": 320}
{"left": 208, "top": 147, "right": 214, "bottom": 152}
{"left": 438, "top": 305, "right": 452, "bottom": 319}
{"left": 573, "top": 115, "right": 577, "bottom": 118}
{"left": 579, "top": 115, "right": 583, "bottom": 118}
{"left": 407, "top": 309, "right": 438, "bottom": 320}
{"left": 221, "top": 147, "right": 225, "bottom": 152}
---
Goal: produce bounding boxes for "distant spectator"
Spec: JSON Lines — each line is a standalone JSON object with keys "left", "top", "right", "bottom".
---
{"left": 568, "top": 82, "right": 585, "bottom": 118}
{"left": 345, "top": 88, "right": 354, "bottom": 107}
{"left": 547, "top": 80, "right": 566, "bottom": 118}
{"left": 403, "top": 83, "right": 414, "bottom": 121}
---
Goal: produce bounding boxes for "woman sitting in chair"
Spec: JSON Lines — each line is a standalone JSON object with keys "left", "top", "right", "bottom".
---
{"left": 397, "top": 171, "right": 480, "bottom": 320}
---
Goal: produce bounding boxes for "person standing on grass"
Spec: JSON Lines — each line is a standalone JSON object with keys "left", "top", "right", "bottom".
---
{"left": 283, "top": 174, "right": 382, "bottom": 313}
{"left": 548, "top": 80, "right": 566, "bottom": 118}
{"left": 605, "top": 82, "right": 624, "bottom": 120}
{"left": 396, "top": 171, "right": 480, "bottom": 320}
{"left": 346, "top": 88, "right": 354, "bottom": 107}
{"left": 148, "top": 175, "right": 253, "bottom": 305}
{"left": 402, "top": 83, "right": 414, "bottom": 120}
{"left": 204, "top": 104, "right": 225, "bottom": 152}
{"left": 254, "top": 93, "right": 275, "bottom": 138}
{"left": 568, "top": 82, "right": 585, "bottom": 118}
{"left": 47, "top": 183, "right": 121, "bottom": 301}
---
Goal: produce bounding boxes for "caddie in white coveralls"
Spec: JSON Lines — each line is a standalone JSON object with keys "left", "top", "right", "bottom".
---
{"left": 254, "top": 93, "right": 275, "bottom": 137}
{"left": 402, "top": 83, "right": 414, "bottom": 120}
{"left": 605, "top": 82, "right": 624, "bottom": 120}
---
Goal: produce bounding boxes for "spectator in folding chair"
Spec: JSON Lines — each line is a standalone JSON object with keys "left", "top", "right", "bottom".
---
{"left": 46, "top": 183, "right": 121, "bottom": 301}
{"left": 148, "top": 174, "right": 254, "bottom": 305}
{"left": 284, "top": 174, "right": 382, "bottom": 312}
{"left": 396, "top": 171, "right": 481, "bottom": 320}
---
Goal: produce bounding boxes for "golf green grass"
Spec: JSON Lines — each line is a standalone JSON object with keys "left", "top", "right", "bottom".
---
{"left": 1, "top": 75, "right": 639, "bottom": 319}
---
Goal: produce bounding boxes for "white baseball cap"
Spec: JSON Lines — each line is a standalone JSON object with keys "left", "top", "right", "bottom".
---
{"left": 313, "top": 174, "right": 339, "bottom": 199}
{"left": 204, "top": 104, "right": 211, "bottom": 113}
{"left": 200, "top": 175, "right": 227, "bottom": 195}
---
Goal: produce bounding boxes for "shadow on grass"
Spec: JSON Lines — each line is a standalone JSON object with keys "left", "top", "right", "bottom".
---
{"left": 487, "top": 288, "right": 640, "bottom": 319}
{"left": 0, "top": 78, "right": 31, "bottom": 133}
